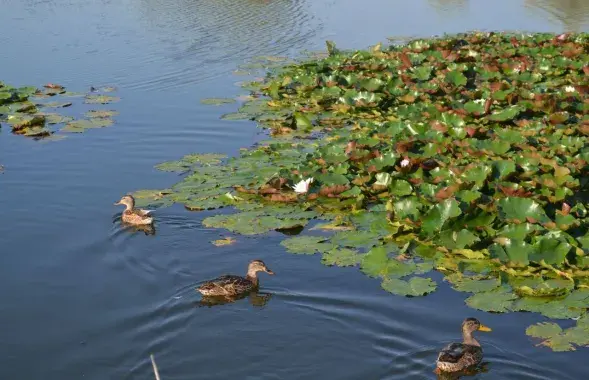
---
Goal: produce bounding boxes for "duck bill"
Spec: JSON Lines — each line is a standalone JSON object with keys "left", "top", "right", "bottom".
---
{"left": 478, "top": 324, "right": 492, "bottom": 332}
{"left": 265, "top": 268, "right": 275, "bottom": 275}
{"left": 113, "top": 201, "right": 121, "bottom": 205}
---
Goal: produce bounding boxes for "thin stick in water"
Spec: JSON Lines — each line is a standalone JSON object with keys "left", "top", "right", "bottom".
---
{"left": 150, "top": 354, "right": 161, "bottom": 380}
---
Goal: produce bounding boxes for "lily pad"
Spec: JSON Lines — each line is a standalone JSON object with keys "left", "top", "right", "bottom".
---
{"left": 280, "top": 236, "right": 333, "bottom": 254}
{"left": 465, "top": 286, "right": 517, "bottom": 313}
{"left": 85, "top": 110, "right": 119, "bottom": 118}
{"left": 381, "top": 277, "right": 437, "bottom": 297}
{"left": 321, "top": 248, "right": 362, "bottom": 267}
{"left": 84, "top": 95, "right": 120, "bottom": 104}
{"left": 201, "top": 98, "right": 237, "bottom": 106}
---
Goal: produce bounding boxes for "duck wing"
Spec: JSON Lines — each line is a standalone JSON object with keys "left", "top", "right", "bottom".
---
{"left": 198, "top": 275, "right": 254, "bottom": 295}
{"left": 437, "top": 342, "right": 481, "bottom": 363}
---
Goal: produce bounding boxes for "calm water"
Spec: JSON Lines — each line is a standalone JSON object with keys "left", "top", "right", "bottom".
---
{"left": 1, "top": 0, "right": 589, "bottom": 379}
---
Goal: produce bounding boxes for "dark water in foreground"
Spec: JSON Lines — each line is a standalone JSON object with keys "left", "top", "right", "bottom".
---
{"left": 1, "top": 0, "right": 589, "bottom": 379}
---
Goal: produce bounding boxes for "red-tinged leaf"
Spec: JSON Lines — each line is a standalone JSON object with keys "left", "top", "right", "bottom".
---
{"left": 319, "top": 185, "right": 349, "bottom": 196}
{"left": 562, "top": 203, "right": 571, "bottom": 216}
{"left": 399, "top": 52, "right": 412, "bottom": 69}
{"left": 583, "top": 66, "right": 589, "bottom": 75}
{"left": 408, "top": 178, "right": 423, "bottom": 185}
{"left": 431, "top": 121, "right": 448, "bottom": 133}
{"left": 234, "top": 186, "right": 258, "bottom": 194}
{"left": 259, "top": 186, "right": 280, "bottom": 194}
{"left": 268, "top": 193, "right": 298, "bottom": 202}
{"left": 484, "top": 98, "right": 493, "bottom": 114}
{"left": 526, "top": 216, "right": 538, "bottom": 224}
{"left": 510, "top": 37, "right": 519, "bottom": 47}
{"left": 435, "top": 185, "right": 459, "bottom": 201}
{"left": 466, "top": 126, "right": 477, "bottom": 137}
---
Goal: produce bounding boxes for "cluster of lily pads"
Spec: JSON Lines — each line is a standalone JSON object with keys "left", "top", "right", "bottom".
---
{"left": 0, "top": 81, "right": 119, "bottom": 138}
{"left": 132, "top": 32, "right": 589, "bottom": 351}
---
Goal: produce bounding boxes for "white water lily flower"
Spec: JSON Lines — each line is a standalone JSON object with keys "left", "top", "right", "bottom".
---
{"left": 564, "top": 85, "right": 576, "bottom": 93}
{"left": 400, "top": 158, "right": 411, "bottom": 168}
{"left": 292, "top": 178, "right": 314, "bottom": 194}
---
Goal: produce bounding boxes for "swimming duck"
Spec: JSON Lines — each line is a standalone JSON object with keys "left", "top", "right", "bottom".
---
{"left": 197, "top": 259, "right": 274, "bottom": 297}
{"left": 114, "top": 194, "right": 154, "bottom": 225}
{"left": 435, "top": 318, "right": 491, "bottom": 373}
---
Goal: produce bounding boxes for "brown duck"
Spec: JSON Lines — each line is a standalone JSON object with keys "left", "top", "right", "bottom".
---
{"left": 435, "top": 318, "right": 491, "bottom": 373}
{"left": 114, "top": 195, "right": 154, "bottom": 225}
{"left": 197, "top": 260, "right": 274, "bottom": 297}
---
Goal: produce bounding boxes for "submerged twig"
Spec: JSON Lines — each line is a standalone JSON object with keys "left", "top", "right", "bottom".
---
{"left": 150, "top": 354, "right": 161, "bottom": 380}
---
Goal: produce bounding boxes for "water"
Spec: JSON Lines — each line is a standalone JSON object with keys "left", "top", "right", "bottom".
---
{"left": 1, "top": 0, "right": 588, "bottom": 378}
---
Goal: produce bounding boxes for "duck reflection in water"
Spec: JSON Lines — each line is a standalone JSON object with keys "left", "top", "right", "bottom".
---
{"left": 118, "top": 222, "right": 156, "bottom": 236}
{"left": 197, "top": 291, "right": 273, "bottom": 308}
{"left": 435, "top": 363, "right": 489, "bottom": 380}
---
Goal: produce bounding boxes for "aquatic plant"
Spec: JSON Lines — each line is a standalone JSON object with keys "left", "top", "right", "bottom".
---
{"left": 0, "top": 82, "right": 119, "bottom": 138}
{"left": 132, "top": 32, "right": 589, "bottom": 350}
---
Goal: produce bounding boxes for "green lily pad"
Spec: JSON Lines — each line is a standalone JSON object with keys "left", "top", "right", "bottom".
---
{"left": 465, "top": 286, "right": 517, "bottom": 313}
{"left": 85, "top": 110, "right": 119, "bottom": 118}
{"left": 201, "top": 98, "right": 237, "bottom": 106}
{"left": 62, "top": 118, "right": 113, "bottom": 132}
{"left": 381, "top": 277, "right": 437, "bottom": 297}
{"left": 84, "top": 95, "right": 120, "bottom": 104}
{"left": 321, "top": 248, "right": 362, "bottom": 267}
{"left": 497, "top": 197, "right": 549, "bottom": 224}
{"left": 280, "top": 236, "right": 333, "bottom": 254}
{"left": 526, "top": 318, "right": 589, "bottom": 352}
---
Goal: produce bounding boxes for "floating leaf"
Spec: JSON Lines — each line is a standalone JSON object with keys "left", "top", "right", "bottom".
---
{"left": 84, "top": 95, "right": 120, "bottom": 104}
{"left": 497, "top": 198, "right": 549, "bottom": 223}
{"left": 445, "top": 70, "right": 467, "bottom": 87}
{"left": 211, "top": 237, "right": 236, "bottom": 246}
{"left": 280, "top": 236, "right": 333, "bottom": 254}
{"left": 465, "top": 286, "right": 517, "bottom": 313}
{"left": 62, "top": 118, "right": 113, "bottom": 132}
{"left": 381, "top": 277, "right": 437, "bottom": 297}
{"left": 321, "top": 248, "right": 362, "bottom": 267}
{"left": 200, "top": 98, "right": 236, "bottom": 106}
{"left": 85, "top": 110, "right": 118, "bottom": 118}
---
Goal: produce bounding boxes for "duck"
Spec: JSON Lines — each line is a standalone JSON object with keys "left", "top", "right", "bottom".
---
{"left": 197, "top": 259, "right": 274, "bottom": 297}
{"left": 435, "top": 318, "right": 491, "bottom": 373}
{"left": 114, "top": 194, "right": 154, "bottom": 225}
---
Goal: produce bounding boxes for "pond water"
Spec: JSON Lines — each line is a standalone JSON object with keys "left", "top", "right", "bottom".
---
{"left": 1, "top": 0, "right": 589, "bottom": 379}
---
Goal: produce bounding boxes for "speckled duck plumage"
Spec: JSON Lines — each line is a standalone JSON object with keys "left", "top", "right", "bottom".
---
{"left": 197, "top": 260, "right": 274, "bottom": 297}
{"left": 436, "top": 318, "right": 491, "bottom": 373}
{"left": 114, "top": 194, "right": 154, "bottom": 225}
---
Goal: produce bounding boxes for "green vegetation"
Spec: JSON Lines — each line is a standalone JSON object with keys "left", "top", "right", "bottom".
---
{"left": 0, "top": 82, "right": 119, "bottom": 137}
{"left": 132, "top": 32, "right": 589, "bottom": 350}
